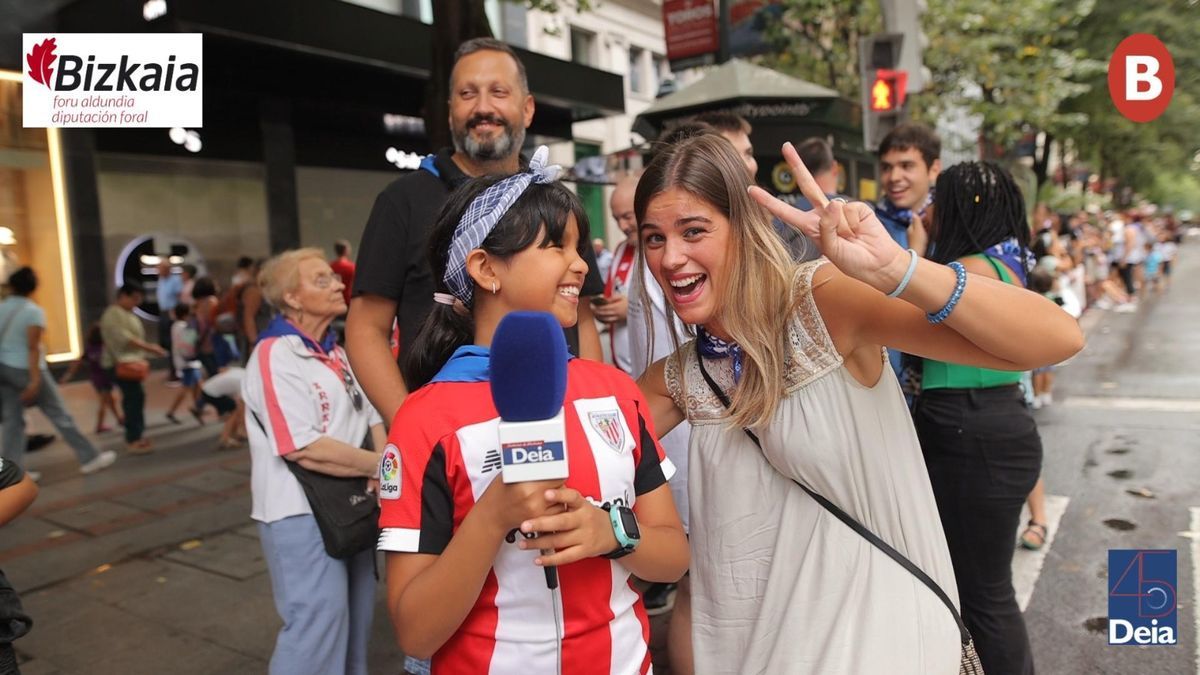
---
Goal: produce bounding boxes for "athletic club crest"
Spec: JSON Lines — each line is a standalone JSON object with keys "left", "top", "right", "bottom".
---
{"left": 589, "top": 411, "right": 626, "bottom": 454}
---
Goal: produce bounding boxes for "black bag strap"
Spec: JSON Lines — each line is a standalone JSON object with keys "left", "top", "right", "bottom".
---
{"left": 694, "top": 350, "right": 970, "bottom": 645}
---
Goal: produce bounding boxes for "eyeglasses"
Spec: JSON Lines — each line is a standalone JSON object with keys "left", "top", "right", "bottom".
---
{"left": 310, "top": 272, "right": 343, "bottom": 289}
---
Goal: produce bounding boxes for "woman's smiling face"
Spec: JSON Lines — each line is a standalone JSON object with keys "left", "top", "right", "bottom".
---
{"left": 640, "top": 187, "right": 732, "bottom": 331}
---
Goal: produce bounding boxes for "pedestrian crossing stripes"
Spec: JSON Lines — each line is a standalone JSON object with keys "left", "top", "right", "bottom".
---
{"left": 1188, "top": 508, "right": 1200, "bottom": 674}
{"left": 1013, "top": 494, "right": 1070, "bottom": 612}
{"left": 1064, "top": 397, "right": 1200, "bottom": 413}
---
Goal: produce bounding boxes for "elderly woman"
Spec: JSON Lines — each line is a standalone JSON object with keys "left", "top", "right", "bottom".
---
{"left": 242, "top": 248, "right": 384, "bottom": 675}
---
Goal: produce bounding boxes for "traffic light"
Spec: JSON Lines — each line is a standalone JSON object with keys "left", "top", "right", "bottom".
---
{"left": 869, "top": 69, "right": 908, "bottom": 114}
{"left": 879, "top": 0, "right": 930, "bottom": 92}
{"left": 859, "top": 34, "right": 907, "bottom": 151}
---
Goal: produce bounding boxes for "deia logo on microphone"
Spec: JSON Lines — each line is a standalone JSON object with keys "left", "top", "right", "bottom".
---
{"left": 1107, "top": 549, "right": 1177, "bottom": 645}
{"left": 502, "top": 441, "right": 565, "bottom": 466}
{"left": 23, "top": 33, "right": 202, "bottom": 128}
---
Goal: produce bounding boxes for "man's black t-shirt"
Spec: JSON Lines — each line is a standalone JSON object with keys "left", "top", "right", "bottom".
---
{"left": 353, "top": 147, "right": 604, "bottom": 366}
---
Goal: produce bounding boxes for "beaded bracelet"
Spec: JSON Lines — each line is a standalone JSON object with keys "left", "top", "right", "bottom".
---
{"left": 926, "top": 261, "right": 967, "bottom": 324}
{"left": 887, "top": 249, "right": 919, "bottom": 298}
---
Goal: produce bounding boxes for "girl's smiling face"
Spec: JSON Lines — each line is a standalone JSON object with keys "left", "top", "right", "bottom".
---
{"left": 640, "top": 187, "right": 732, "bottom": 333}
{"left": 492, "top": 213, "right": 589, "bottom": 327}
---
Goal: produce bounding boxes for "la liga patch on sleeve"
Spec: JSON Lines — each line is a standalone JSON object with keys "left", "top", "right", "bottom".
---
{"left": 379, "top": 444, "right": 401, "bottom": 500}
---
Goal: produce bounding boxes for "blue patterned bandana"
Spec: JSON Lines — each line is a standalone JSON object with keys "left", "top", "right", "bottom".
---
{"left": 443, "top": 145, "right": 562, "bottom": 306}
{"left": 878, "top": 189, "right": 934, "bottom": 226}
{"left": 697, "top": 327, "right": 743, "bottom": 384}
{"left": 983, "top": 237, "right": 1035, "bottom": 287}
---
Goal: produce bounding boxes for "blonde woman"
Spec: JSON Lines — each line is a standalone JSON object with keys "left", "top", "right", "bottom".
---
{"left": 242, "top": 248, "right": 384, "bottom": 675}
{"left": 635, "top": 135, "right": 1083, "bottom": 674}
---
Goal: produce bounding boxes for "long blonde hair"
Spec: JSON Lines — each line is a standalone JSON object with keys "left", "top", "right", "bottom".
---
{"left": 634, "top": 134, "right": 797, "bottom": 428}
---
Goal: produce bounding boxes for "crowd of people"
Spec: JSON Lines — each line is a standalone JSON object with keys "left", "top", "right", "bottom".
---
{"left": 5, "top": 34, "right": 1194, "bottom": 675}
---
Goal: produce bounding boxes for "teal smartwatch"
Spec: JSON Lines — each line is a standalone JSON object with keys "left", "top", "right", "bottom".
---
{"left": 601, "top": 504, "right": 641, "bottom": 559}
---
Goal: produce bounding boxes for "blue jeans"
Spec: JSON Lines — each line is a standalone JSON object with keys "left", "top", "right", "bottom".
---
{"left": 0, "top": 364, "right": 100, "bottom": 468}
{"left": 257, "top": 514, "right": 375, "bottom": 675}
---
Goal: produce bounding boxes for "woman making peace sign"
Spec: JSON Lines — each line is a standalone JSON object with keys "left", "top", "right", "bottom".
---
{"left": 636, "top": 134, "right": 1082, "bottom": 674}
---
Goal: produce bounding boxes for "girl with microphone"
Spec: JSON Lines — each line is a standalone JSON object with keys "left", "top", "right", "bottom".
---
{"left": 377, "top": 148, "right": 688, "bottom": 674}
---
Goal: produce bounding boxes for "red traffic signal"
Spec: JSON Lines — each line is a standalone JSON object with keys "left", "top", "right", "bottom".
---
{"left": 869, "top": 69, "right": 908, "bottom": 113}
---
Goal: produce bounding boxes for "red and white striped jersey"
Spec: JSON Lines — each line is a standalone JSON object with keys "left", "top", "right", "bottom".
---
{"left": 378, "top": 358, "right": 675, "bottom": 674}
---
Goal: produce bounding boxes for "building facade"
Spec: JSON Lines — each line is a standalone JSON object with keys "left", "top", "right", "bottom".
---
{"left": 2, "top": 0, "right": 623, "bottom": 355}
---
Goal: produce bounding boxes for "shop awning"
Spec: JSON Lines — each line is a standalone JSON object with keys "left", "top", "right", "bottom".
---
{"left": 633, "top": 59, "right": 841, "bottom": 139}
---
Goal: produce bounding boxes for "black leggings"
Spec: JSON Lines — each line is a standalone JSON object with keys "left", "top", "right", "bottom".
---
{"left": 915, "top": 385, "right": 1042, "bottom": 675}
{"left": 1117, "top": 263, "right": 1136, "bottom": 296}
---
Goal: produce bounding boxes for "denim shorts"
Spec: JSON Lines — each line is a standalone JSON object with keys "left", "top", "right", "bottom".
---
{"left": 180, "top": 367, "right": 202, "bottom": 387}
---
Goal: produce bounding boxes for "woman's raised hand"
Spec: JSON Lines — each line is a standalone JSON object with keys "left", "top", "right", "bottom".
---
{"left": 749, "top": 142, "right": 911, "bottom": 294}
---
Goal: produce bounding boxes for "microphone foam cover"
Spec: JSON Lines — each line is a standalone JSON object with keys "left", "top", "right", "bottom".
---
{"left": 490, "top": 311, "right": 569, "bottom": 422}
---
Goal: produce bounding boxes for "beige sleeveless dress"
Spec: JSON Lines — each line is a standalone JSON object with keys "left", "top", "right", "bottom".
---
{"left": 665, "top": 260, "right": 961, "bottom": 674}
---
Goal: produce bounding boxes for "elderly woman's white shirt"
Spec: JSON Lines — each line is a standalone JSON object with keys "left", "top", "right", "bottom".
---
{"left": 242, "top": 335, "right": 382, "bottom": 523}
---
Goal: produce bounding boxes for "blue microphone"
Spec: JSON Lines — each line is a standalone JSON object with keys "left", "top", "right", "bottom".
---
{"left": 490, "top": 312, "right": 570, "bottom": 483}
{"left": 490, "top": 311, "right": 570, "bottom": 590}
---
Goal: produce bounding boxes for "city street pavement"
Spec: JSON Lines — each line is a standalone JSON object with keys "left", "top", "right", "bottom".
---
{"left": 2, "top": 376, "right": 404, "bottom": 674}
{"left": 4, "top": 236, "right": 1198, "bottom": 674}
{"left": 1023, "top": 233, "right": 1200, "bottom": 674}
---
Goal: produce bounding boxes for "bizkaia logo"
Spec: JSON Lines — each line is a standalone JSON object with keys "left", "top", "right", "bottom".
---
{"left": 23, "top": 33, "right": 202, "bottom": 129}
{"left": 27, "top": 38, "right": 198, "bottom": 92}
{"left": 1108, "top": 34, "right": 1175, "bottom": 123}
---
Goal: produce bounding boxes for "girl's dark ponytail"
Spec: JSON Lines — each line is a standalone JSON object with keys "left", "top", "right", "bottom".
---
{"left": 402, "top": 303, "right": 473, "bottom": 390}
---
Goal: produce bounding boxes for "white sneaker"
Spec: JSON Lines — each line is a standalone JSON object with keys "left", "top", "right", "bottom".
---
{"left": 80, "top": 449, "right": 117, "bottom": 475}
{"left": 1031, "top": 397, "right": 1043, "bottom": 410}
{"left": 1115, "top": 302, "right": 1138, "bottom": 313}
{"left": 1094, "top": 298, "right": 1114, "bottom": 310}
{"left": 1041, "top": 392, "right": 1054, "bottom": 406}
{"left": 26, "top": 470, "right": 41, "bottom": 482}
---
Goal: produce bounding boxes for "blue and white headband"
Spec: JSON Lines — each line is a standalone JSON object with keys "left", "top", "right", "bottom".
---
{"left": 437, "top": 145, "right": 562, "bottom": 307}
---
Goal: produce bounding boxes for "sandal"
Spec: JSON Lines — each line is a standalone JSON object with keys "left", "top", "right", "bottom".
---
{"left": 217, "top": 437, "right": 243, "bottom": 451}
{"left": 1020, "top": 520, "right": 1048, "bottom": 550}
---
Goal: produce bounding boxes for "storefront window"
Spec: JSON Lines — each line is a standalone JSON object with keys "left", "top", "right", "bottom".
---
{"left": 573, "top": 142, "right": 605, "bottom": 245}
{"left": 0, "top": 71, "right": 82, "bottom": 362}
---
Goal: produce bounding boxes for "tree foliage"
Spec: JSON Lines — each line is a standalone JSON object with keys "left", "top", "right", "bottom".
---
{"left": 1056, "top": 0, "right": 1200, "bottom": 207}
{"left": 756, "top": 0, "right": 882, "bottom": 100}
{"left": 917, "top": 0, "right": 1102, "bottom": 158}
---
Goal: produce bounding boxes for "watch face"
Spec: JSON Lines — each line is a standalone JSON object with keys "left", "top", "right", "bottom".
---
{"left": 618, "top": 508, "right": 640, "bottom": 540}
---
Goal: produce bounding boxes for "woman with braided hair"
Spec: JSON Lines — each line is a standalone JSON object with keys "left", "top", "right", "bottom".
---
{"left": 914, "top": 160, "right": 1044, "bottom": 675}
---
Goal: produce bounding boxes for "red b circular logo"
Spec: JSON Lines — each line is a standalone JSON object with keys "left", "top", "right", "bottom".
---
{"left": 1108, "top": 34, "right": 1174, "bottom": 123}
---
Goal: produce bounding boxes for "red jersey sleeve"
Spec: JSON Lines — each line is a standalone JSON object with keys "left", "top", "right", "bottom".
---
{"left": 631, "top": 395, "right": 674, "bottom": 496}
{"left": 377, "top": 418, "right": 456, "bottom": 555}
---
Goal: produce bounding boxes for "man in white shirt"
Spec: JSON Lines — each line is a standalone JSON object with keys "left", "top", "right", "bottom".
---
{"left": 592, "top": 176, "right": 640, "bottom": 372}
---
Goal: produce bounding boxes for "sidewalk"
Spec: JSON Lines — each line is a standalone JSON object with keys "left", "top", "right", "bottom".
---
{"left": 3, "top": 370, "right": 403, "bottom": 674}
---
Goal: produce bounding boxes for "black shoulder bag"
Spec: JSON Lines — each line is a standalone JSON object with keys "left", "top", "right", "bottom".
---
{"left": 695, "top": 351, "right": 983, "bottom": 675}
{"left": 250, "top": 411, "right": 379, "bottom": 559}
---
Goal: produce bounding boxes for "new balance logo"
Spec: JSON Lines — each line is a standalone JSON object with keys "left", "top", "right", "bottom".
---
{"left": 482, "top": 448, "right": 502, "bottom": 473}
